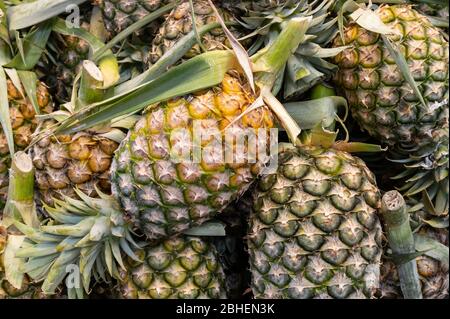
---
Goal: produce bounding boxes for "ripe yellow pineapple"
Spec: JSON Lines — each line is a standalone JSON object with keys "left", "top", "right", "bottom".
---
{"left": 333, "top": 4, "right": 448, "bottom": 148}
{"left": 147, "top": 0, "right": 243, "bottom": 64}
{"left": 332, "top": 4, "right": 449, "bottom": 220}
{"left": 111, "top": 71, "right": 275, "bottom": 241}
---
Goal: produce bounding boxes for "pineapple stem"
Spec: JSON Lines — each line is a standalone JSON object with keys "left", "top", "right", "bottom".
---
{"left": 77, "top": 60, "right": 105, "bottom": 111}
{"left": 381, "top": 191, "right": 423, "bottom": 299}
{"left": 1, "top": 151, "right": 39, "bottom": 229}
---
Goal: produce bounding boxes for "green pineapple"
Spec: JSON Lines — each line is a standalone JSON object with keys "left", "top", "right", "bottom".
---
{"left": 248, "top": 143, "right": 383, "bottom": 299}
{"left": 146, "top": 0, "right": 241, "bottom": 65}
{"left": 47, "top": 24, "right": 90, "bottom": 103}
{"left": 118, "top": 236, "right": 227, "bottom": 299}
{"left": 96, "top": 0, "right": 171, "bottom": 42}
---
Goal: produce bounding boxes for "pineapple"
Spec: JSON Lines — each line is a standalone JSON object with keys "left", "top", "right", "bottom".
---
{"left": 118, "top": 236, "right": 227, "bottom": 299}
{"left": 147, "top": 0, "right": 241, "bottom": 65}
{"left": 332, "top": 4, "right": 449, "bottom": 149}
{"left": 248, "top": 143, "right": 383, "bottom": 299}
{"left": 332, "top": 4, "right": 449, "bottom": 219}
{"left": 96, "top": 0, "right": 171, "bottom": 42}
{"left": 110, "top": 71, "right": 275, "bottom": 241}
{"left": 42, "top": 2, "right": 95, "bottom": 103}
{"left": 14, "top": 189, "right": 227, "bottom": 299}
{"left": 31, "top": 120, "right": 120, "bottom": 206}
{"left": 0, "top": 80, "right": 54, "bottom": 210}
{"left": 46, "top": 23, "right": 90, "bottom": 103}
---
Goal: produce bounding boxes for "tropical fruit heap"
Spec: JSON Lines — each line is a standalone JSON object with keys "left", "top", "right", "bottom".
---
{"left": 0, "top": 0, "right": 448, "bottom": 299}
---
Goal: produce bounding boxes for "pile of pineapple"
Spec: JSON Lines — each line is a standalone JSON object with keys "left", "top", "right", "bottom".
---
{"left": 0, "top": 0, "right": 448, "bottom": 299}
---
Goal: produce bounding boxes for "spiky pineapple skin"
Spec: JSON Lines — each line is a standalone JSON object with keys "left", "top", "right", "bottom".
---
{"left": 147, "top": 0, "right": 240, "bottom": 65}
{"left": 0, "top": 81, "right": 53, "bottom": 210}
{"left": 118, "top": 236, "right": 227, "bottom": 299}
{"left": 31, "top": 122, "right": 119, "bottom": 206}
{"left": 52, "top": 34, "right": 89, "bottom": 103}
{"left": 97, "top": 0, "right": 170, "bottom": 41}
{"left": 111, "top": 72, "right": 274, "bottom": 241}
{"left": 333, "top": 5, "right": 449, "bottom": 149}
{"left": 248, "top": 145, "right": 383, "bottom": 299}
{"left": 45, "top": 15, "right": 91, "bottom": 103}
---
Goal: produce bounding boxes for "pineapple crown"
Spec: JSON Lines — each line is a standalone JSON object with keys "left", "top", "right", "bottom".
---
{"left": 390, "top": 127, "right": 449, "bottom": 218}
{"left": 11, "top": 187, "right": 227, "bottom": 298}
{"left": 13, "top": 188, "right": 142, "bottom": 297}
{"left": 231, "top": 0, "right": 343, "bottom": 99}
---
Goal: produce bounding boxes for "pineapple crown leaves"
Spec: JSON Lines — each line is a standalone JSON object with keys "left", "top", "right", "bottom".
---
{"left": 0, "top": 66, "right": 14, "bottom": 156}
{"left": 48, "top": 52, "right": 236, "bottom": 140}
{"left": 0, "top": 1, "right": 12, "bottom": 63}
{"left": 0, "top": 10, "right": 54, "bottom": 158}
{"left": 408, "top": 194, "right": 449, "bottom": 229}
{"left": 233, "top": 0, "right": 343, "bottom": 99}
{"left": 283, "top": 93, "right": 348, "bottom": 131}
{"left": 414, "top": 233, "right": 449, "bottom": 267}
{"left": 206, "top": 0, "right": 255, "bottom": 94}
{"left": 3, "top": 19, "right": 53, "bottom": 70}
{"left": 6, "top": 0, "right": 88, "bottom": 31}
{"left": 115, "top": 20, "right": 237, "bottom": 94}
{"left": 91, "top": 1, "right": 180, "bottom": 62}
{"left": 13, "top": 188, "right": 142, "bottom": 295}
{"left": 389, "top": 128, "right": 449, "bottom": 216}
